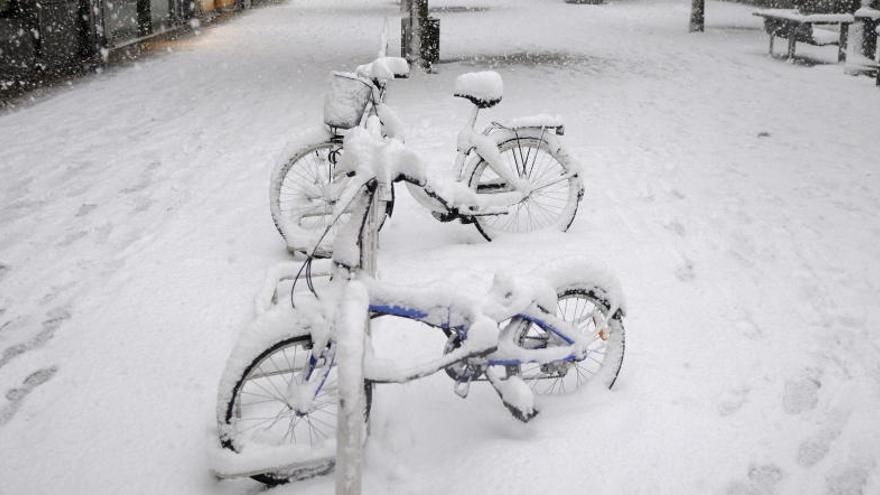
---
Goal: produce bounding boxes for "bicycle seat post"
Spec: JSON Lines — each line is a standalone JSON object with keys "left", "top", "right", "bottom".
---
{"left": 465, "top": 104, "right": 480, "bottom": 131}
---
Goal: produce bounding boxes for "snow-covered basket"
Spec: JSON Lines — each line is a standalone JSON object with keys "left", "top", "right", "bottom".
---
{"left": 323, "top": 72, "right": 372, "bottom": 129}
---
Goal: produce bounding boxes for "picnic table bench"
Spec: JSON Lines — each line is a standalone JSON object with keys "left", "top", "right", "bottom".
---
{"left": 753, "top": 9, "right": 854, "bottom": 62}
{"left": 852, "top": 7, "right": 880, "bottom": 85}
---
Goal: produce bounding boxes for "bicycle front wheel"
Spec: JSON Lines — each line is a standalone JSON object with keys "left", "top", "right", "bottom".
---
{"left": 269, "top": 141, "right": 394, "bottom": 257}
{"left": 219, "top": 335, "right": 373, "bottom": 486}
{"left": 467, "top": 135, "right": 583, "bottom": 241}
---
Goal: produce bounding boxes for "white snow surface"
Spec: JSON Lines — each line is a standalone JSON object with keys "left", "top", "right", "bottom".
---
{"left": 498, "top": 112, "right": 565, "bottom": 129}
{"left": 1, "top": 0, "right": 880, "bottom": 493}
{"left": 855, "top": 7, "right": 880, "bottom": 21}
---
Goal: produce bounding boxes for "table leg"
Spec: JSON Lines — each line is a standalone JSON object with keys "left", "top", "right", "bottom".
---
{"left": 787, "top": 30, "right": 797, "bottom": 60}
{"left": 838, "top": 23, "right": 848, "bottom": 63}
{"left": 769, "top": 34, "right": 775, "bottom": 56}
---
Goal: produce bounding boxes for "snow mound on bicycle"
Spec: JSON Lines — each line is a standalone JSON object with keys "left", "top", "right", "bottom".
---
{"left": 454, "top": 71, "right": 504, "bottom": 106}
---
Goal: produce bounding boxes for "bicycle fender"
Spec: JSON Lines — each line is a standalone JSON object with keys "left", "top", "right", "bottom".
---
{"left": 460, "top": 127, "right": 565, "bottom": 182}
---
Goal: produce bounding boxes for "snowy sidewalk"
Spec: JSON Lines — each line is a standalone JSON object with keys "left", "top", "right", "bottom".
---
{"left": 1, "top": 0, "right": 879, "bottom": 493}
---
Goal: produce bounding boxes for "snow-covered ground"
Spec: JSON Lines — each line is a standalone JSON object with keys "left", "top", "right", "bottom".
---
{"left": 1, "top": 0, "right": 879, "bottom": 493}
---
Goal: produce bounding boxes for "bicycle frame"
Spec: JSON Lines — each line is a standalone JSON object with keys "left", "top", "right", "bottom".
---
{"left": 362, "top": 288, "right": 596, "bottom": 385}
{"left": 335, "top": 63, "right": 570, "bottom": 220}
{"left": 287, "top": 173, "right": 605, "bottom": 410}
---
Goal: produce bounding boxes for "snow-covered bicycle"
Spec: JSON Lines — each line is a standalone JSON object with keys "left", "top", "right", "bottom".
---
{"left": 270, "top": 57, "right": 584, "bottom": 257}
{"left": 213, "top": 129, "right": 623, "bottom": 486}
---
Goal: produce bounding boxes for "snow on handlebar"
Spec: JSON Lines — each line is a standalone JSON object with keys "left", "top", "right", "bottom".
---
{"left": 355, "top": 57, "right": 410, "bottom": 85}
{"left": 337, "top": 128, "right": 424, "bottom": 190}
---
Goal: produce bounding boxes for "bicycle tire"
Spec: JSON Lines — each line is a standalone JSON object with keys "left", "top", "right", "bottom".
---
{"left": 269, "top": 140, "right": 394, "bottom": 257}
{"left": 513, "top": 282, "right": 625, "bottom": 394}
{"left": 219, "top": 335, "right": 373, "bottom": 486}
{"left": 466, "top": 134, "right": 583, "bottom": 241}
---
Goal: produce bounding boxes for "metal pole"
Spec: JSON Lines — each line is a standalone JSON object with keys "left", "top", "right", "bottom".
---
{"left": 334, "top": 281, "right": 367, "bottom": 495}
{"left": 335, "top": 185, "right": 382, "bottom": 495}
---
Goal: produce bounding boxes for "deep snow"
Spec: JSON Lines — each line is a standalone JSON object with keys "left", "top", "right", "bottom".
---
{"left": 1, "top": 0, "right": 879, "bottom": 493}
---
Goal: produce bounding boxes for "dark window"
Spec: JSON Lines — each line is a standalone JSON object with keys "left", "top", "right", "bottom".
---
{"left": 0, "top": 0, "right": 20, "bottom": 17}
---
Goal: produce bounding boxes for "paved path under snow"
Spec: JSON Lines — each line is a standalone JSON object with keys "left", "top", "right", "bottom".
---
{"left": 1, "top": 0, "right": 878, "bottom": 493}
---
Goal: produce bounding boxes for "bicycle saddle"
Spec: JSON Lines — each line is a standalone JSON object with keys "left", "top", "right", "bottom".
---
{"left": 453, "top": 71, "right": 503, "bottom": 109}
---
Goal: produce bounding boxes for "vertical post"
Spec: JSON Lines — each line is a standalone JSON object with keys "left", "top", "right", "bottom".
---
{"left": 787, "top": 27, "right": 797, "bottom": 59}
{"left": 838, "top": 23, "right": 849, "bottom": 62}
{"left": 862, "top": 18, "right": 878, "bottom": 59}
{"left": 400, "top": 0, "right": 412, "bottom": 59}
{"left": 94, "top": 0, "right": 110, "bottom": 59}
{"left": 137, "top": 0, "right": 152, "bottom": 36}
{"left": 334, "top": 280, "right": 368, "bottom": 495}
{"left": 409, "top": 0, "right": 428, "bottom": 67}
{"left": 769, "top": 34, "right": 775, "bottom": 55}
{"left": 335, "top": 184, "right": 382, "bottom": 495}
{"left": 689, "top": 0, "right": 704, "bottom": 32}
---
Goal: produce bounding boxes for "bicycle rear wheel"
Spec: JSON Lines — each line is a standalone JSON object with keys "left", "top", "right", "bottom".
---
{"left": 514, "top": 285, "right": 625, "bottom": 394}
{"left": 467, "top": 134, "right": 583, "bottom": 241}
{"left": 219, "top": 335, "right": 372, "bottom": 485}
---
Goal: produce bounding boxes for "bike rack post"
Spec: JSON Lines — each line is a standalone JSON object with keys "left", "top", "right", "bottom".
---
{"left": 335, "top": 184, "right": 382, "bottom": 495}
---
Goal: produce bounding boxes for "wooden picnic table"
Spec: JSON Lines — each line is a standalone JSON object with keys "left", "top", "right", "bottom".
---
{"left": 753, "top": 9, "right": 855, "bottom": 62}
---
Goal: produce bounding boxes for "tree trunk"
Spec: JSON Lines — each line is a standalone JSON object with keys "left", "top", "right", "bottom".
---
{"left": 689, "top": 0, "right": 704, "bottom": 32}
{"left": 409, "top": 0, "right": 428, "bottom": 67}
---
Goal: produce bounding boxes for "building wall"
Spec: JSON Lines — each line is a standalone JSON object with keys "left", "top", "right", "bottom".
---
{"left": 1, "top": 0, "right": 205, "bottom": 89}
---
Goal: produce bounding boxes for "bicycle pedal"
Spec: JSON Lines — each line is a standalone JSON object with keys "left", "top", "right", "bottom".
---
{"left": 454, "top": 380, "right": 472, "bottom": 398}
{"left": 430, "top": 210, "right": 457, "bottom": 223}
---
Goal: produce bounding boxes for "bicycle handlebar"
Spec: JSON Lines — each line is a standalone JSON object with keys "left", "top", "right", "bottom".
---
{"left": 355, "top": 57, "right": 410, "bottom": 86}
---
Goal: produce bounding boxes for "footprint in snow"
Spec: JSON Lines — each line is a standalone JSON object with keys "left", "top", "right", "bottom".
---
{"left": 825, "top": 466, "right": 871, "bottom": 495}
{"left": 0, "top": 308, "right": 70, "bottom": 370}
{"left": 726, "top": 463, "right": 784, "bottom": 495}
{"left": 120, "top": 160, "right": 161, "bottom": 195}
{"left": 131, "top": 196, "right": 154, "bottom": 213}
{"left": 0, "top": 262, "right": 8, "bottom": 282}
{"left": 75, "top": 203, "right": 98, "bottom": 217}
{"left": 57, "top": 230, "right": 88, "bottom": 247}
{"left": 0, "top": 366, "right": 58, "bottom": 426}
{"left": 798, "top": 427, "right": 842, "bottom": 467}
{"left": 674, "top": 257, "right": 696, "bottom": 282}
{"left": 663, "top": 218, "right": 686, "bottom": 237}
{"left": 716, "top": 386, "right": 750, "bottom": 416}
{"left": 783, "top": 372, "right": 821, "bottom": 415}
{"left": 0, "top": 315, "right": 27, "bottom": 337}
